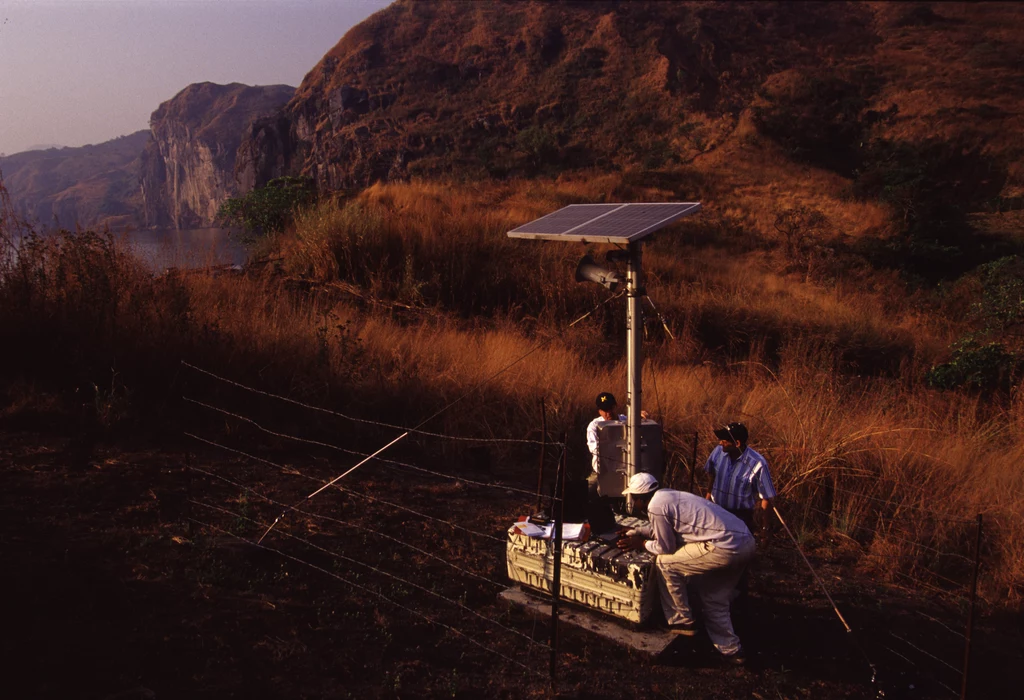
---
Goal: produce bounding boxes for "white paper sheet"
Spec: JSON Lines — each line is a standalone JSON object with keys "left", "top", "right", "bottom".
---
{"left": 512, "top": 521, "right": 586, "bottom": 541}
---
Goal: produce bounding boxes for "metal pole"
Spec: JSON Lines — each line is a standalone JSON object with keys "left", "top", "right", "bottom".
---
{"left": 689, "top": 430, "right": 698, "bottom": 494}
{"left": 960, "top": 513, "right": 982, "bottom": 700}
{"left": 550, "top": 432, "right": 566, "bottom": 688}
{"left": 625, "top": 241, "right": 644, "bottom": 512}
{"left": 535, "top": 398, "right": 547, "bottom": 513}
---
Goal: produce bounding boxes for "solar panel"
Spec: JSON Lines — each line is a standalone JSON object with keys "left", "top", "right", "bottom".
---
{"left": 508, "top": 202, "right": 701, "bottom": 243}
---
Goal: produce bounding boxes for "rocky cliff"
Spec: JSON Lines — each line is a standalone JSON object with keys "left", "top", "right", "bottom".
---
{"left": 141, "top": 82, "right": 294, "bottom": 228}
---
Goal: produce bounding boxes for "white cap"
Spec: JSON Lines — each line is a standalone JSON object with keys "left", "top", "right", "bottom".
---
{"left": 622, "top": 472, "right": 659, "bottom": 495}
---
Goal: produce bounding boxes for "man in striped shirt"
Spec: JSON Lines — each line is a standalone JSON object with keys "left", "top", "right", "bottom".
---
{"left": 704, "top": 422, "right": 776, "bottom": 532}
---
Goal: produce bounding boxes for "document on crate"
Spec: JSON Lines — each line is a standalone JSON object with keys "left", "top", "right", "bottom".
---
{"left": 512, "top": 521, "right": 585, "bottom": 540}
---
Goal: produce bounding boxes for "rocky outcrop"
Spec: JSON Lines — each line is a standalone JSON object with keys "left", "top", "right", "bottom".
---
{"left": 235, "top": 0, "right": 882, "bottom": 190}
{"left": 141, "top": 82, "right": 293, "bottom": 228}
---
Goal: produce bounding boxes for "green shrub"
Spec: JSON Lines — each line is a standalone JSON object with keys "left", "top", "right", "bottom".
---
{"left": 515, "top": 126, "right": 558, "bottom": 172}
{"left": 974, "top": 256, "right": 1024, "bottom": 338}
{"left": 926, "top": 336, "right": 1020, "bottom": 392}
{"left": 217, "top": 176, "right": 316, "bottom": 236}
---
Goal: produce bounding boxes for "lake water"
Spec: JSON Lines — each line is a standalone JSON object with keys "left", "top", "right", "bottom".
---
{"left": 3, "top": 227, "right": 251, "bottom": 273}
{"left": 127, "top": 227, "right": 250, "bottom": 271}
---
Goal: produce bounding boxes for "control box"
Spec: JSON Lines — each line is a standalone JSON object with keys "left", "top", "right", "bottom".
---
{"left": 595, "top": 419, "right": 663, "bottom": 497}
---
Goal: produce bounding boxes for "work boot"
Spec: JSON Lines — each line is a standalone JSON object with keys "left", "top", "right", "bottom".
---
{"left": 721, "top": 649, "right": 747, "bottom": 666}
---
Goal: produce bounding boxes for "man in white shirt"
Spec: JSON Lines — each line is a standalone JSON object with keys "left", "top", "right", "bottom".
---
{"left": 583, "top": 392, "right": 627, "bottom": 532}
{"left": 586, "top": 392, "right": 626, "bottom": 476}
{"left": 617, "top": 472, "right": 755, "bottom": 662}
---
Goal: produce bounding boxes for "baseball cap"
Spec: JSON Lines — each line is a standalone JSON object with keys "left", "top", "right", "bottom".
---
{"left": 596, "top": 392, "right": 617, "bottom": 410}
{"left": 713, "top": 422, "right": 749, "bottom": 443}
{"left": 622, "top": 472, "right": 659, "bottom": 495}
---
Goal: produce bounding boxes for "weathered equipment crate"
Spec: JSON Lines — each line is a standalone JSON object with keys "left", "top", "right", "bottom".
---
{"left": 506, "top": 515, "right": 658, "bottom": 624}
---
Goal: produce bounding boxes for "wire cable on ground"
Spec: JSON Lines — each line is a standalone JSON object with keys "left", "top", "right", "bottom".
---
{"left": 188, "top": 465, "right": 509, "bottom": 589}
{"left": 184, "top": 433, "right": 505, "bottom": 542}
{"left": 188, "top": 517, "right": 544, "bottom": 678}
{"left": 888, "top": 631, "right": 961, "bottom": 675}
{"left": 914, "top": 609, "right": 966, "bottom": 640}
{"left": 879, "top": 645, "right": 959, "bottom": 698}
{"left": 185, "top": 397, "right": 541, "bottom": 499}
{"left": 772, "top": 506, "right": 880, "bottom": 689}
{"left": 191, "top": 499, "right": 546, "bottom": 650}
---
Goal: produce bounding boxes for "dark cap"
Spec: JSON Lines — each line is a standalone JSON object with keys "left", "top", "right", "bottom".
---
{"left": 596, "top": 392, "right": 617, "bottom": 410}
{"left": 713, "top": 422, "right": 749, "bottom": 444}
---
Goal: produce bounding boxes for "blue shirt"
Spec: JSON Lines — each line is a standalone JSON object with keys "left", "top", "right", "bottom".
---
{"left": 704, "top": 445, "right": 776, "bottom": 511}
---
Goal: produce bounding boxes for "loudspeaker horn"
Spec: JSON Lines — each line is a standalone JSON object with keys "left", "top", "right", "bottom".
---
{"left": 575, "top": 254, "right": 622, "bottom": 292}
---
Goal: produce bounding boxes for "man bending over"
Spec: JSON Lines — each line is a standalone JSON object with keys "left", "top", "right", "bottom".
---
{"left": 618, "top": 472, "right": 754, "bottom": 663}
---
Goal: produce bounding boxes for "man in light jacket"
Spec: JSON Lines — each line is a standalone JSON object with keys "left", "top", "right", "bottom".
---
{"left": 617, "top": 472, "right": 755, "bottom": 662}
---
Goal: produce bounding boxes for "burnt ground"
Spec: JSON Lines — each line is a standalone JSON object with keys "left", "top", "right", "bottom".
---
{"left": 1, "top": 429, "right": 1018, "bottom": 700}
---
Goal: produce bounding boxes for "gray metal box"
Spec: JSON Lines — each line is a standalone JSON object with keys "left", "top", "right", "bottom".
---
{"left": 596, "top": 420, "right": 663, "bottom": 497}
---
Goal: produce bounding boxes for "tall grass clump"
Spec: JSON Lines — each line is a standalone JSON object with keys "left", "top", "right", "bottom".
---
{"left": 643, "top": 342, "right": 1024, "bottom": 603}
{"left": 284, "top": 181, "right": 607, "bottom": 323}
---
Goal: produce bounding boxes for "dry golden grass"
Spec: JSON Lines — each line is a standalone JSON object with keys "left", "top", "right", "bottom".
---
{"left": 2, "top": 172, "right": 1022, "bottom": 606}
{"left": 271, "top": 177, "right": 1023, "bottom": 602}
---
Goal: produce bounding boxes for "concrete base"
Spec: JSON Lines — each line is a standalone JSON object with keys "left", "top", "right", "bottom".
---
{"left": 499, "top": 587, "right": 675, "bottom": 655}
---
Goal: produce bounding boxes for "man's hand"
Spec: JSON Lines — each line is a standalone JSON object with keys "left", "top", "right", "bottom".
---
{"left": 617, "top": 534, "right": 646, "bottom": 551}
{"left": 754, "top": 502, "right": 773, "bottom": 539}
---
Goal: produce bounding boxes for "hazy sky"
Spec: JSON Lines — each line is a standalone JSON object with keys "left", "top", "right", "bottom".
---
{"left": 0, "top": 0, "right": 392, "bottom": 156}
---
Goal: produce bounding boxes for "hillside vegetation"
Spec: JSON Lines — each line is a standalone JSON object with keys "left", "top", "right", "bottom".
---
{"left": 1, "top": 0, "right": 1022, "bottom": 630}
{"left": 3, "top": 4, "right": 1024, "bottom": 696}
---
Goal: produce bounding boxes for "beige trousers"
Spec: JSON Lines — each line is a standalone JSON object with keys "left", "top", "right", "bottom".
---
{"left": 655, "top": 537, "right": 756, "bottom": 655}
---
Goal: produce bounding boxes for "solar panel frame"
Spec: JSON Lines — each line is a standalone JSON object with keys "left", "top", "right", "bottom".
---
{"left": 507, "top": 202, "right": 701, "bottom": 243}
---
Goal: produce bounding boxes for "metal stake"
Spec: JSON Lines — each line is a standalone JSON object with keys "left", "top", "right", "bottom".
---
{"left": 535, "top": 398, "right": 548, "bottom": 513}
{"left": 960, "top": 514, "right": 982, "bottom": 700}
{"left": 550, "top": 432, "right": 566, "bottom": 688}
{"left": 688, "top": 430, "right": 698, "bottom": 494}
